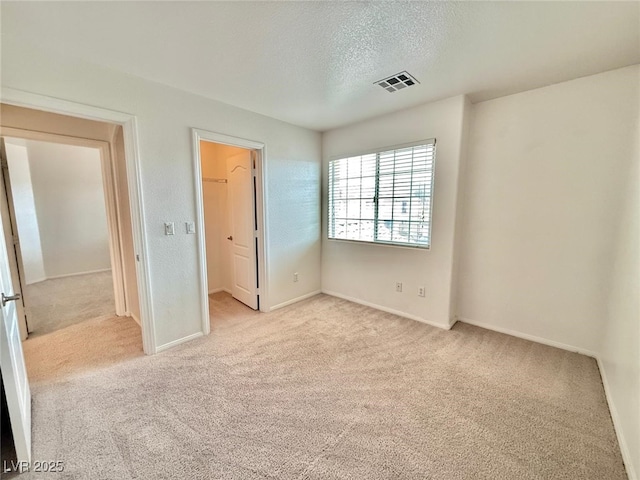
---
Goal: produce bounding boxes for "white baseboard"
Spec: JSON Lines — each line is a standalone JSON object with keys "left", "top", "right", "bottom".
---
{"left": 322, "top": 290, "right": 452, "bottom": 330}
{"left": 25, "top": 276, "right": 47, "bottom": 285}
{"left": 208, "top": 287, "right": 231, "bottom": 295}
{"left": 270, "top": 290, "right": 322, "bottom": 311}
{"left": 597, "top": 357, "right": 637, "bottom": 480}
{"left": 130, "top": 313, "right": 141, "bottom": 327}
{"left": 456, "top": 316, "right": 598, "bottom": 358}
{"left": 155, "top": 332, "right": 204, "bottom": 353}
{"left": 45, "top": 268, "right": 112, "bottom": 281}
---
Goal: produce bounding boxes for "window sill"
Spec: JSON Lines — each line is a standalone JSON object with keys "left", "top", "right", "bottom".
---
{"left": 326, "top": 237, "right": 431, "bottom": 251}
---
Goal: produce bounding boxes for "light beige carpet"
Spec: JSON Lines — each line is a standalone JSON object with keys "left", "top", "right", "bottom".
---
{"left": 24, "top": 271, "right": 116, "bottom": 337}
{"left": 18, "top": 293, "right": 626, "bottom": 479}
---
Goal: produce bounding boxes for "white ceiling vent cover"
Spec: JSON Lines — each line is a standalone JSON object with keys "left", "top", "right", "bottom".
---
{"left": 374, "top": 71, "right": 420, "bottom": 93}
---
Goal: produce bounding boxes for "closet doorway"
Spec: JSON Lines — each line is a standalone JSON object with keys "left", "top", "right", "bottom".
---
{"left": 192, "top": 130, "right": 267, "bottom": 334}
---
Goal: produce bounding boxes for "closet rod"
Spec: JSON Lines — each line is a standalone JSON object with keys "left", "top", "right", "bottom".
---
{"left": 203, "top": 177, "right": 227, "bottom": 183}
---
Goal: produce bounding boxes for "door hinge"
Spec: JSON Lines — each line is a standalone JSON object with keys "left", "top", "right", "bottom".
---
{"left": 256, "top": 288, "right": 260, "bottom": 294}
{"left": 12, "top": 234, "right": 19, "bottom": 246}
{"left": 136, "top": 254, "right": 140, "bottom": 262}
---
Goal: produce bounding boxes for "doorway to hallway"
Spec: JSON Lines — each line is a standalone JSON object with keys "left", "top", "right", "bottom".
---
{"left": 2, "top": 137, "right": 117, "bottom": 337}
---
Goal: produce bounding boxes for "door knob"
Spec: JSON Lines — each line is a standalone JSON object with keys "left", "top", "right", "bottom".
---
{"left": 227, "top": 236, "right": 233, "bottom": 241}
{"left": 2, "top": 292, "right": 21, "bottom": 307}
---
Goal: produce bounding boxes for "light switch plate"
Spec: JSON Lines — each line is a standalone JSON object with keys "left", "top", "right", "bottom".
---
{"left": 186, "top": 222, "right": 196, "bottom": 234}
{"left": 164, "top": 222, "right": 175, "bottom": 235}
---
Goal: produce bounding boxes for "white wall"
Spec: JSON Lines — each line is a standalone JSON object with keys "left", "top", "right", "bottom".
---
{"left": 1, "top": 39, "right": 322, "bottom": 347}
{"left": 322, "top": 95, "right": 470, "bottom": 328}
{"left": 457, "top": 65, "right": 639, "bottom": 355}
{"left": 599, "top": 104, "right": 639, "bottom": 479}
{"left": 26, "top": 140, "right": 111, "bottom": 278}
{"left": 4, "top": 141, "right": 46, "bottom": 284}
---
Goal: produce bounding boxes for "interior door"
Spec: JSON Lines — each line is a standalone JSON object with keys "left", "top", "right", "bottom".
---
{"left": 0, "top": 140, "right": 32, "bottom": 468}
{"left": 1, "top": 138, "right": 29, "bottom": 339}
{"left": 226, "top": 150, "right": 258, "bottom": 310}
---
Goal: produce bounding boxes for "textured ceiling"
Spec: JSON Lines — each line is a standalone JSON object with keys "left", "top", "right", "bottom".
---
{"left": 1, "top": 1, "right": 638, "bottom": 131}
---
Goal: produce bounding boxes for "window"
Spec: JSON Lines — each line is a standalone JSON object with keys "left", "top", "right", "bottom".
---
{"left": 328, "top": 140, "right": 436, "bottom": 248}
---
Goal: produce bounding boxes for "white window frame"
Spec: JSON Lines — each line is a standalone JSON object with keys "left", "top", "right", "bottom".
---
{"left": 327, "top": 139, "right": 436, "bottom": 249}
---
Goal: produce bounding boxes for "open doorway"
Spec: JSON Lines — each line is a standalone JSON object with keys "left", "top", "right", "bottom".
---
{"left": 193, "top": 130, "right": 268, "bottom": 332}
{"left": 0, "top": 101, "right": 151, "bottom": 353}
{"left": 2, "top": 137, "right": 119, "bottom": 336}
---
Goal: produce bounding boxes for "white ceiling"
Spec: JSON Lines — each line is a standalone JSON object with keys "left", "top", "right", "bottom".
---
{"left": 2, "top": 1, "right": 638, "bottom": 131}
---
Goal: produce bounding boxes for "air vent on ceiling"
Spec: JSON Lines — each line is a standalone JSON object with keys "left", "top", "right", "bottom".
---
{"left": 374, "top": 71, "right": 420, "bottom": 93}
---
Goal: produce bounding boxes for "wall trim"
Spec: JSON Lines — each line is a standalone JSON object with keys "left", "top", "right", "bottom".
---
{"left": 130, "top": 313, "right": 141, "bottom": 327}
{"left": 456, "top": 316, "right": 598, "bottom": 357}
{"left": 270, "top": 290, "right": 321, "bottom": 311}
{"left": 597, "top": 357, "right": 637, "bottom": 480}
{"left": 208, "top": 287, "right": 231, "bottom": 295}
{"left": 156, "top": 332, "right": 204, "bottom": 353}
{"left": 322, "top": 290, "right": 452, "bottom": 330}
{"left": 44, "top": 268, "right": 112, "bottom": 281}
{"left": 1, "top": 87, "right": 157, "bottom": 354}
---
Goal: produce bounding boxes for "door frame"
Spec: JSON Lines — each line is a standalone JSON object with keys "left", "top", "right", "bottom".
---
{"left": 191, "top": 129, "right": 269, "bottom": 335}
{"left": 1, "top": 128, "right": 128, "bottom": 321}
{"left": 1, "top": 87, "right": 156, "bottom": 354}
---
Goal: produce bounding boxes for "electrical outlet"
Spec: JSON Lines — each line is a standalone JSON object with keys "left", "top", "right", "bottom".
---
{"left": 395, "top": 282, "right": 402, "bottom": 292}
{"left": 164, "top": 222, "right": 175, "bottom": 236}
{"left": 418, "top": 286, "right": 425, "bottom": 297}
{"left": 293, "top": 272, "right": 299, "bottom": 283}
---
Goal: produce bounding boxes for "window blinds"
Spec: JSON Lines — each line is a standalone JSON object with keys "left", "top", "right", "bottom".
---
{"left": 328, "top": 140, "right": 435, "bottom": 248}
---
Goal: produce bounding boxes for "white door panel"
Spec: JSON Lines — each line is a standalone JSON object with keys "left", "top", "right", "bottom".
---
{"left": 0, "top": 140, "right": 32, "bottom": 467}
{"left": 226, "top": 151, "right": 258, "bottom": 310}
{"left": 234, "top": 256, "right": 250, "bottom": 292}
